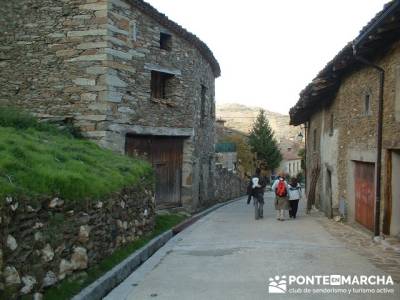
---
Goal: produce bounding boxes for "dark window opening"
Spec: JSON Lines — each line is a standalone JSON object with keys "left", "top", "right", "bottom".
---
{"left": 313, "top": 128, "right": 317, "bottom": 151}
{"left": 364, "top": 94, "right": 371, "bottom": 115}
{"left": 151, "top": 71, "right": 172, "bottom": 99}
{"left": 210, "top": 96, "right": 215, "bottom": 119}
{"left": 329, "top": 113, "right": 334, "bottom": 136}
{"left": 200, "top": 85, "right": 207, "bottom": 126}
{"left": 160, "top": 32, "right": 172, "bottom": 50}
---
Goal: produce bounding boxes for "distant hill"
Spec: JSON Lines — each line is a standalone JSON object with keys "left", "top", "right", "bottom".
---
{"left": 216, "top": 103, "right": 301, "bottom": 142}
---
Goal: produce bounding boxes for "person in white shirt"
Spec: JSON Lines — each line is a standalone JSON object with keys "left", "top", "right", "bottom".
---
{"left": 288, "top": 177, "right": 302, "bottom": 219}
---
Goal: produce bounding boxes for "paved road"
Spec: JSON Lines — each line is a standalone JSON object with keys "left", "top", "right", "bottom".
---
{"left": 105, "top": 193, "right": 399, "bottom": 300}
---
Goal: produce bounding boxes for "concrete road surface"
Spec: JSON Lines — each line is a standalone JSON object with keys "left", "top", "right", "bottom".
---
{"left": 105, "top": 193, "right": 399, "bottom": 300}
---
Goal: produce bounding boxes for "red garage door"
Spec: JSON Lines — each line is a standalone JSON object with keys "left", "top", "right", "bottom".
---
{"left": 354, "top": 162, "right": 375, "bottom": 231}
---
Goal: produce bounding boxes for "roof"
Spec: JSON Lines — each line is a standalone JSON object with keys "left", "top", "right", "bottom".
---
{"left": 128, "top": 0, "right": 221, "bottom": 77}
{"left": 282, "top": 151, "right": 300, "bottom": 161}
{"left": 289, "top": 0, "right": 400, "bottom": 125}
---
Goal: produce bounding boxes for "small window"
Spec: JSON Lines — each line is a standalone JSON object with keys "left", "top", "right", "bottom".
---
{"left": 131, "top": 21, "right": 137, "bottom": 41}
{"left": 200, "top": 85, "right": 207, "bottom": 126}
{"left": 210, "top": 96, "right": 215, "bottom": 119}
{"left": 160, "top": 32, "right": 172, "bottom": 50}
{"left": 329, "top": 113, "right": 334, "bottom": 136}
{"left": 313, "top": 128, "right": 317, "bottom": 151}
{"left": 364, "top": 93, "right": 371, "bottom": 115}
{"left": 151, "top": 71, "right": 172, "bottom": 99}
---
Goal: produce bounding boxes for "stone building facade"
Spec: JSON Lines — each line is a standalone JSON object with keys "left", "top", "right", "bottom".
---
{"left": 0, "top": 0, "right": 221, "bottom": 212}
{"left": 290, "top": 2, "right": 400, "bottom": 236}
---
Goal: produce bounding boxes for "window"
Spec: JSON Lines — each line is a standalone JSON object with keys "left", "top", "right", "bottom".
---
{"left": 160, "top": 32, "right": 172, "bottom": 50}
{"left": 329, "top": 113, "right": 334, "bottom": 136}
{"left": 313, "top": 128, "right": 317, "bottom": 151}
{"left": 131, "top": 21, "right": 137, "bottom": 41}
{"left": 396, "top": 65, "right": 400, "bottom": 121}
{"left": 200, "top": 85, "right": 207, "bottom": 126}
{"left": 210, "top": 96, "right": 215, "bottom": 119}
{"left": 364, "top": 93, "right": 371, "bottom": 115}
{"left": 151, "top": 71, "right": 172, "bottom": 99}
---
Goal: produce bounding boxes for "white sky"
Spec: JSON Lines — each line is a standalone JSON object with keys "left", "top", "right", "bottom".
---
{"left": 146, "top": 0, "right": 388, "bottom": 114}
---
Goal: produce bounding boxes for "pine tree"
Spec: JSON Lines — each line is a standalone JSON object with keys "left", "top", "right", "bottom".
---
{"left": 249, "top": 109, "right": 282, "bottom": 171}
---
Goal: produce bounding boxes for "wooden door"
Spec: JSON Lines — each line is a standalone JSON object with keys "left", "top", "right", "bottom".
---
{"left": 125, "top": 135, "right": 183, "bottom": 207}
{"left": 354, "top": 162, "right": 375, "bottom": 231}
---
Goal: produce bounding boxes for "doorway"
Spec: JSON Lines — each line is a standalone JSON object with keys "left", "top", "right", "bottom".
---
{"left": 391, "top": 151, "right": 400, "bottom": 236}
{"left": 354, "top": 161, "right": 375, "bottom": 231}
{"left": 125, "top": 135, "right": 183, "bottom": 208}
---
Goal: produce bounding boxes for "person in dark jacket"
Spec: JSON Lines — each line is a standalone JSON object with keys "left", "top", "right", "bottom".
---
{"left": 288, "top": 177, "right": 302, "bottom": 219}
{"left": 247, "top": 168, "right": 266, "bottom": 220}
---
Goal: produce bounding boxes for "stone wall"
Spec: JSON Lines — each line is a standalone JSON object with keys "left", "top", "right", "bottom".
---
{"left": 0, "top": 0, "right": 110, "bottom": 122}
{"left": 305, "top": 40, "right": 400, "bottom": 228}
{"left": 0, "top": 0, "right": 219, "bottom": 212}
{"left": 214, "top": 164, "right": 246, "bottom": 203}
{"left": 0, "top": 181, "right": 154, "bottom": 299}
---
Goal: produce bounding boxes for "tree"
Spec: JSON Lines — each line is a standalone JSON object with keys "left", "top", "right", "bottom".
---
{"left": 249, "top": 109, "right": 282, "bottom": 171}
{"left": 222, "top": 134, "right": 255, "bottom": 176}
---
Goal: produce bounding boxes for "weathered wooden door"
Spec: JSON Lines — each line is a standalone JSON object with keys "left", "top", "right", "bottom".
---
{"left": 125, "top": 135, "right": 183, "bottom": 207}
{"left": 354, "top": 162, "right": 375, "bottom": 231}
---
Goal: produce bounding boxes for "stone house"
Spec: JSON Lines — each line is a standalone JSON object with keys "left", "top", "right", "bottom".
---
{"left": 277, "top": 138, "right": 303, "bottom": 178}
{"left": 290, "top": 2, "right": 400, "bottom": 237}
{"left": 0, "top": 0, "right": 221, "bottom": 212}
{"left": 279, "top": 149, "right": 302, "bottom": 178}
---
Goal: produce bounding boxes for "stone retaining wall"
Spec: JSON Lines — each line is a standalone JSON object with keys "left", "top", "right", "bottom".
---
{"left": 0, "top": 180, "right": 155, "bottom": 299}
{"left": 214, "top": 164, "right": 246, "bottom": 203}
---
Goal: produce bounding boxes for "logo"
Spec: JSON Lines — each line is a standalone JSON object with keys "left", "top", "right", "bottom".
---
{"left": 268, "top": 275, "right": 287, "bottom": 294}
{"left": 267, "top": 274, "right": 394, "bottom": 295}
{"left": 330, "top": 275, "right": 341, "bottom": 286}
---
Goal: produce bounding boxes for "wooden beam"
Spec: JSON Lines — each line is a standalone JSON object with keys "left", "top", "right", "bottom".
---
{"left": 382, "top": 150, "right": 392, "bottom": 235}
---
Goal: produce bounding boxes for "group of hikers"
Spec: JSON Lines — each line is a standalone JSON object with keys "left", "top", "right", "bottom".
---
{"left": 247, "top": 168, "right": 302, "bottom": 220}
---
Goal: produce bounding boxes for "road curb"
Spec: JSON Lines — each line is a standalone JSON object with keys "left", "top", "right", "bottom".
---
{"left": 72, "top": 196, "right": 244, "bottom": 300}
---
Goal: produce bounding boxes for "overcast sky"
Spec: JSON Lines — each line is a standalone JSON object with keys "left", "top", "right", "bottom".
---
{"left": 146, "top": 0, "right": 388, "bottom": 114}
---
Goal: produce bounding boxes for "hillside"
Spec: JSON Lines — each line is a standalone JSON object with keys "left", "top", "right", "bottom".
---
{"left": 0, "top": 108, "right": 152, "bottom": 202}
{"left": 216, "top": 103, "right": 300, "bottom": 141}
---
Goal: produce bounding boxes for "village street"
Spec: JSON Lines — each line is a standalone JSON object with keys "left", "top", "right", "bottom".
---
{"left": 105, "top": 192, "right": 400, "bottom": 300}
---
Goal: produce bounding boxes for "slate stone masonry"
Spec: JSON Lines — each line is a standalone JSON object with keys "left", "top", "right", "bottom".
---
{"left": 0, "top": 0, "right": 220, "bottom": 212}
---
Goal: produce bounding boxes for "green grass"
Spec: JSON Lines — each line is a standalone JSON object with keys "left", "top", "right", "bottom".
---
{"left": 0, "top": 107, "right": 153, "bottom": 204}
{"left": 43, "top": 214, "right": 187, "bottom": 300}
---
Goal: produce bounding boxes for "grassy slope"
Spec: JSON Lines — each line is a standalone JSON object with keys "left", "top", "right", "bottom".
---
{"left": 0, "top": 108, "right": 153, "bottom": 203}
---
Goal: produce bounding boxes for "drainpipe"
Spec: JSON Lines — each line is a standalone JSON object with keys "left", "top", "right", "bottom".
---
{"left": 352, "top": 45, "right": 384, "bottom": 237}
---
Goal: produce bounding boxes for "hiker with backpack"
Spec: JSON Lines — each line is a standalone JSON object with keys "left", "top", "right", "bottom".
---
{"left": 288, "top": 177, "right": 302, "bottom": 219}
{"left": 271, "top": 174, "right": 289, "bottom": 221}
{"left": 247, "top": 168, "right": 266, "bottom": 220}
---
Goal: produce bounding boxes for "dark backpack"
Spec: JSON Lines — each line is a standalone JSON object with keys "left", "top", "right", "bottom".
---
{"left": 275, "top": 180, "right": 287, "bottom": 197}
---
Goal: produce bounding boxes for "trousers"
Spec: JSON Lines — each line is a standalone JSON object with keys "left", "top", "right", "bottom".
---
{"left": 254, "top": 193, "right": 264, "bottom": 220}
